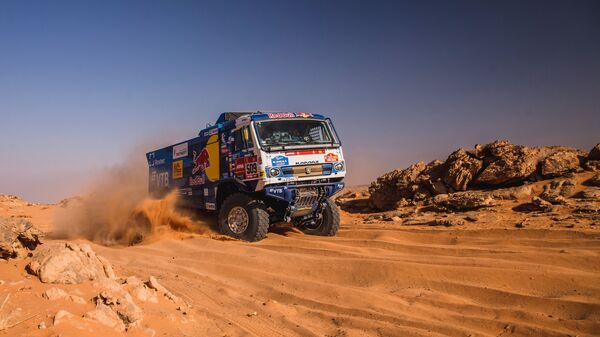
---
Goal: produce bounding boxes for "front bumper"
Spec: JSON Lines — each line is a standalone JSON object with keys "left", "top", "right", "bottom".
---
{"left": 263, "top": 182, "right": 345, "bottom": 203}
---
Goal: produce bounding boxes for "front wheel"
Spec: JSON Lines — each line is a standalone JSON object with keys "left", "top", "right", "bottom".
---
{"left": 299, "top": 198, "right": 340, "bottom": 236}
{"left": 218, "top": 193, "right": 269, "bottom": 242}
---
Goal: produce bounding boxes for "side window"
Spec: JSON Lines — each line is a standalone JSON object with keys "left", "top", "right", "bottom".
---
{"left": 233, "top": 127, "right": 253, "bottom": 152}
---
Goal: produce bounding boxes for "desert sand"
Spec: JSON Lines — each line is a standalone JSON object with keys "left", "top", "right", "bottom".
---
{"left": 1, "top": 182, "right": 599, "bottom": 337}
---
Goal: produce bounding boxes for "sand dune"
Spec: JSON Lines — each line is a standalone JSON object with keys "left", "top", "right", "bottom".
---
{"left": 1, "top": 190, "right": 600, "bottom": 336}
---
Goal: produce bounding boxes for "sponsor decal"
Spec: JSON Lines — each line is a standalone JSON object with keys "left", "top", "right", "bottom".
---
{"left": 189, "top": 175, "right": 205, "bottom": 186}
{"left": 150, "top": 171, "right": 169, "bottom": 188}
{"left": 285, "top": 149, "right": 325, "bottom": 156}
{"left": 203, "top": 188, "right": 209, "bottom": 197}
{"left": 267, "top": 112, "right": 295, "bottom": 119}
{"left": 324, "top": 153, "right": 339, "bottom": 163}
{"left": 295, "top": 112, "right": 313, "bottom": 118}
{"left": 234, "top": 156, "right": 258, "bottom": 179}
{"left": 271, "top": 155, "right": 289, "bottom": 167}
{"left": 173, "top": 143, "right": 188, "bottom": 159}
{"left": 205, "top": 202, "right": 216, "bottom": 210}
{"left": 179, "top": 188, "right": 192, "bottom": 196}
{"left": 297, "top": 160, "right": 319, "bottom": 165}
{"left": 192, "top": 148, "right": 210, "bottom": 175}
{"left": 203, "top": 128, "right": 219, "bottom": 137}
{"left": 172, "top": 160, "right": 183, "bottom": 179}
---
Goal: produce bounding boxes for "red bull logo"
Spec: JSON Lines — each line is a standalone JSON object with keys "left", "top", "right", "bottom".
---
{"left": 295, "top": 112, "right": 313, "bottom": 118}
{"left": 192, "top": 148, "right": 210, "bottom": 175}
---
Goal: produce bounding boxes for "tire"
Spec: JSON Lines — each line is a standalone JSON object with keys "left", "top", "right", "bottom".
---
{"left": 218, "top": 193, "right": 269, "bottom": 242}
{"left": 300, "top": 198, "right": 340, "bottom": 236}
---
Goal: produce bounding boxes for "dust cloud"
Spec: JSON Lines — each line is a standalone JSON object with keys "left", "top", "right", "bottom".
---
{"left": 54, "top": 148, "right": 215, "bottom": 246}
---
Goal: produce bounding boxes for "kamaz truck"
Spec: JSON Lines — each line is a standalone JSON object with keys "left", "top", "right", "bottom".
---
{"left": 146, "top": 112, "right": 345, "bottom": 241}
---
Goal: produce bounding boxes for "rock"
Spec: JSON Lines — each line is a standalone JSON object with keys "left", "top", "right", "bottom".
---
{"left": 38, "top": 321, "right": 46, "bottom": 329}
{"left": 585, "top": 160, "right": 600, "bottom": 171}
{"left": 147, "top": 276, "right": 182, "bottom": 304}
{"left": 472, "top": 141, "right": 541, "bottom": 186}
{"left": 125, "top": 276, "right": 158, "bottom": 303}
{"left": 541, "top": 151, "right": 581, "bottom": 178}
{"left": 489, "top": 185, "right": 533, "bottom": 200}
{"left": 53, "top": 310, "right": 74, "bottom": 326}
{"left": 94, "top": 279, "right": 144, "bottom": 327}
{"left": 84, "top": 303, "right": 126, "bottom": 332}
{"left": 573, "top": 203, "right": 600, "bottom": 214}
{"left": 532, "top": 197, "right": 554, "bottom": 212}
{"left": 369, "top": 162, "right": 427, "bottom": 210}
{"left": 0, "top": 217, "right": 43, "bottom": 259}
{"left": 586, "top": 173, "right": 600, "bottom": 187}
{"left": 588, "top": 143, "right": 600, "bottom": 161}
{"left": 464, "top": 215, "right": 478, "bottom": 222}
{"left": 432, "top": 191, "right": 496, "bottom": 211}
{"left": 27, "top": 242, "right": 115, "bottom": 284}
{"left": 43, "top": 287, "right": 69, "bottom": 300}
{"left": 579, "top": 188, "right": 600, "bottom": 201}
{"left": 539, "top": 181, "right": 571, "bottom": 205}
{"left": 443, "top": 149, "right": 482, "bottom": 191}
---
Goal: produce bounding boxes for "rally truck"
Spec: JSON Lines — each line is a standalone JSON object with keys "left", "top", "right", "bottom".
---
{"left": 146, "top": 112, "right": 345, "bottom": 241}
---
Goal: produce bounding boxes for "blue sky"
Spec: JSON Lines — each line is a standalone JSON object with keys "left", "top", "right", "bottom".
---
{"left": 1, "top": 0, "right": 599, "bottom": 202}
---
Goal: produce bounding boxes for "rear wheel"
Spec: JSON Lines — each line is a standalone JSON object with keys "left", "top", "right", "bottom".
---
{"left": 218, "top": 193, "right": 269, "bottom": 241}
{"left": 299, "top": 198, "right": 340, "bottom": 236}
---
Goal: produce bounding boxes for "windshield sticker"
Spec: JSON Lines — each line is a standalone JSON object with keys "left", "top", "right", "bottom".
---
{"left": 267, "top": 112, "right": 295, "bottom": 119}
{"left": 271, "top": 155, "right": 289, "bottom": 167}
{"left": 172, "top": 142, "right": 188, "bottom": 159}
{"left": 324, "top": 153, "right": 339, "bottom": 163}
{"left": 295, "top": 112, "right": 313, "bottom": 118}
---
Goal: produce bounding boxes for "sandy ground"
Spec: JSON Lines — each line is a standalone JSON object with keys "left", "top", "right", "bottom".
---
{"left": 1, "top": 186, "right": 600, "bottom": 336}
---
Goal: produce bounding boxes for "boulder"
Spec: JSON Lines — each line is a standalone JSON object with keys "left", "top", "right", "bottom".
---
{"left": 369, "top": 162, "right": 427, "bottom": 211}
{"left": 53, "top": 310, "right": 74, "bottom": 326}
{"left": 94, "top": 278, "right": 144, "bottom": 327}
{"left": 585, "top": 160, "right": 600, "bottom": 171}
{"left": 489, "top": 185, "right": 533, "bottom": 200}
{"left": 540, "top": 151, "right": 581, "bottom": 178}
{"left": 27, "top": 243, "right": 116, "bottom": 284}
{"left": 539, "top": 180, "right": 575, "bottom": 205}
{"left": 0, "top": 217, "right": 43, "bottom": 259}
{"left": 472, "top": 141, "right": 541, "bottom": 186}
{"left": 42, "top": 287, "right": 87, "bottom": 304}
{"left": 443, "top": 149, "right": 482, "bottom": 191}
{"left": 587, "top": 173, "right": 600, "bottom": 187}
{"left": 124, "top": 276, "right": 158, "bottom": 303}
{"left": 588, "top": 143, "right": 600, "bottom": 161}
{"left": 84, "top": 303, "right": 126, "bottom": 332}
{"left": 432, "top": 191, "right": 496, "bottom": 211}
{"left": 579, "top": 188, "right": 600, "bottom": 201}
{"left": 532, "top": 196, "right": 554, "bottom": 212}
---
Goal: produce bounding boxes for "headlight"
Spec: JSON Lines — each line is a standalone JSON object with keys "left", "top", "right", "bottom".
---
{"left": 268, "top": 167, "right": 281, "bottom": 177}
{"left": 334, "top": 161, "right": 345, "bottom": 171}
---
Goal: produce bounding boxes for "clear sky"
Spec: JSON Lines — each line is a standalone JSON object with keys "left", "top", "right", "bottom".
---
{"left": 1, "top": 0, "right": 599, "bottom": 203}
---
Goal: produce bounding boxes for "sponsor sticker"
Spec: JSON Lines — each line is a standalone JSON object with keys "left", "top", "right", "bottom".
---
{"left": 192, "top": 148, "right": 210, "bottom": 175}
{"left": 173, "top": 143, "right": 188, "bottom": 159}
{"left": 295, "top": 112, "right": 313, "bottom": 118}
{"left": 172, "top": 160, "right": 183, "bottom": 179}
{"left": 267, "top": 112, "right": 295, "bottom": 119}
{"left": 271, "top": 155, "right": 289, "bottom": 167}
{"left": 189, "top": 175, "right": 205, "bottom": 186}
{"left": 205, "top": 202, "right": 216, "bottom": 210}
{"left": 324, "top": 153, "right": 339, "bottom": 163}
{"left": 285, "top": 149, "right": 325, "bottom": 156}
{"left": 297, "top": 160, "right": 319, "bottom": 165}
{"left": 234, "top": 156, "right": 258, "bottom": 179}
{"left": 151, "top": 171, "right": 169, "bottom": 188}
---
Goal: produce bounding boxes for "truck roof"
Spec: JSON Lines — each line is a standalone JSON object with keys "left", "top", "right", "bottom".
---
{"left": 215, "top": 111, "right": 326, "bottom": 125}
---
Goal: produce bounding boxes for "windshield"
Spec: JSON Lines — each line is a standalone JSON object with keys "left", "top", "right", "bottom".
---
{"left": 255, "top": 119, "right": 336, "bottom": 149}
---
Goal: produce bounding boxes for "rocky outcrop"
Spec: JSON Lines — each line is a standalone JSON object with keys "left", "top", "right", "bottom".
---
{"left": 0, "top": 218, "right": 43, "bottom": 259}
{"left": 443, "top": 149, "right": 482, "bottom": 191}
{"left": 588, "top": 144, "right": 600, "bottom": 161}
{"left": 368, "top": 140, "right": 596, "bottom": 211}
{"left": 541, "top": 151, "right": 582, "bottom": 178}
{"left": 432, "top": 192, "right": 496, "bottom": 211}
{"left": 27, "top": 242, "right": 116, "bottom": 284}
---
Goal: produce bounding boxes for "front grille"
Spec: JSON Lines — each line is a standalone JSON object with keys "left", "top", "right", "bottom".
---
{"left": 294, "top": 188, "right": 321, "bottom": 209}
{"left": 281, "top": 163, "right": 333, "bottom": 177}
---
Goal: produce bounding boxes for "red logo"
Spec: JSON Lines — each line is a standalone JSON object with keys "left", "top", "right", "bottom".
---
{"left": 324, "top": 153, "right": 339, "bottom": 162}
{"left": 192, "top": 148, "right": 210, "bottom": 175}
{"left": 295, "top": 112, "right": 313, "bottom": 118}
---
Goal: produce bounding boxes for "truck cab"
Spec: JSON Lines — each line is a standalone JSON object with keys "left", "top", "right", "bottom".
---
{"left": 147, "top": 111, "right": 345, "bottom": 241}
